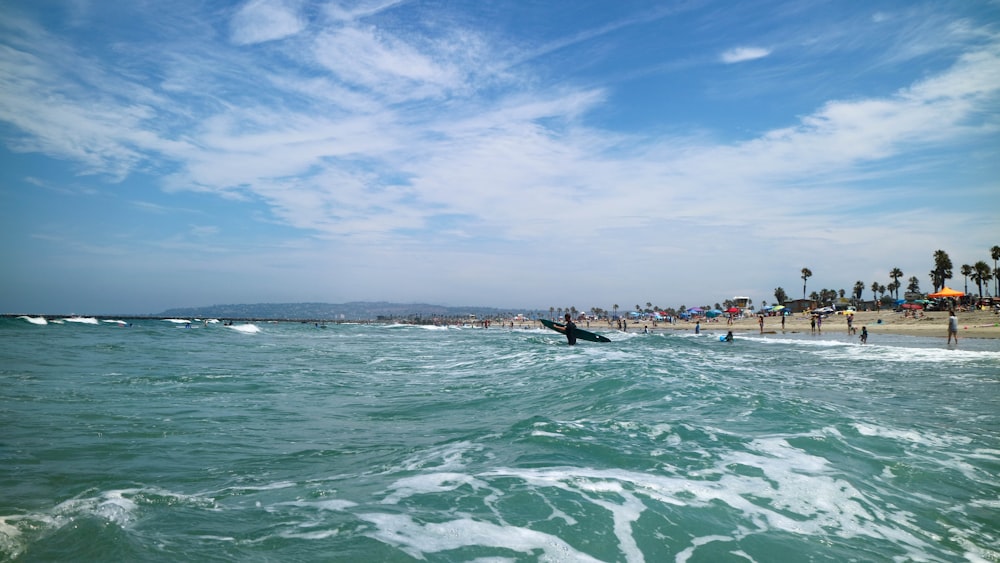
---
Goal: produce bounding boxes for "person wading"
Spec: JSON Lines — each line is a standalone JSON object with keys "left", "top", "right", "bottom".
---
{"left": 554, "top": 313, "right": 577, "bottom": 345}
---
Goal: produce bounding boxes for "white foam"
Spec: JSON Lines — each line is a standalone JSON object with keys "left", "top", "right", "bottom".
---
{"left": 676, "top": 535, "right": 736, "bottom": 563}
{"left": 358, "top": 512, "right": 604, "bottom": 562}
{"left": 63, "top": 316, "right": 99, "bottom": 324}
{"left": 227, "top": 323, "right": 261, "bottom": 333}
{"left": 395, "top": 440, "right": 482, "bottom": 472}
{"left": 0, "top": 518, "right": 24, "bottom": 559}
{"left": 16, "top": 315, "right": 47, "bottom": 325}
{"left": 163, "top": 318, "right": 192, "bottom": 324}
{"left": 852, "top": 423, "right": 972, "bottom": 449}
{"left": 471, "top": 445, "right": 939, "bottom": 560}
{"left": 380, "top": 472, "right": 489, "bottom": 505}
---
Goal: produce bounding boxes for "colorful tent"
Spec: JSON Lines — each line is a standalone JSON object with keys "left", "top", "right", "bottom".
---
{"left": 928, "top": 287, "right": 964, "bottom": 298}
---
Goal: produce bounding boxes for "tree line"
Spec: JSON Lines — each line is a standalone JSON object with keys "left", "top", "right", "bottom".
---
{"left": 786, "top": 246, "right": 999, "bottom": 307}
{"left": 546, "top": 246, "right": 999, "bottom": 319}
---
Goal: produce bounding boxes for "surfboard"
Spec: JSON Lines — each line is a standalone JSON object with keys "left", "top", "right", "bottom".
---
{"left": 539, "top": 319, "right": 612, "bottom": 343}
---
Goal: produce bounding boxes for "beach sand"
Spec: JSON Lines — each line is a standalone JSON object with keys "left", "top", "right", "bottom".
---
{"left": 618, "top": 309, "right": 1000, "bottom": 339}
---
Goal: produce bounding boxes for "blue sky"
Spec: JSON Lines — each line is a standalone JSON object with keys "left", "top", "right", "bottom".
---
{"left": 1, "top": 0, "right": 998, "bottom": 314}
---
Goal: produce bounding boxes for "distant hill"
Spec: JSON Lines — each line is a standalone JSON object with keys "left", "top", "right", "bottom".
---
{"left": 158, "top": 301, "right": 530, "bottom": 321}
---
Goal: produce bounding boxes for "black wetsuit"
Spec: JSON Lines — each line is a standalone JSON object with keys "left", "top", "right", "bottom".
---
{"left": 565, "top": 320, "right": 577, "bottom": 345}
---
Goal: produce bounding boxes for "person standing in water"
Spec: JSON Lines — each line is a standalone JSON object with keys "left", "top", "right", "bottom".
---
{"left": 948, "top": 310, "right": 959, "bottom": 345}
{"left": 553, "top": 313, "right": 577, "bottom": 345}
{"left": 860, "top": 326, "right": 868, "bottom": 344}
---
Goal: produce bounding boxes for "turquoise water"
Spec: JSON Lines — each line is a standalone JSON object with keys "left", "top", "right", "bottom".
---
{"left": 1, "top": 316, "right": 998, "bottom": 562}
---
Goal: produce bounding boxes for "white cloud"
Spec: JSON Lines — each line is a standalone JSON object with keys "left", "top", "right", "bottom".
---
{"left": 720, "top": 46, "right": 771, "bottom": 64}
{"left": 311, "top": 25, "right": 468, "bottom": 100}
{"left": 2, "top": 4, "right": 999, "bottom": 311}
{"left": 230, "top": 0, "right": 306, "bottom": 45}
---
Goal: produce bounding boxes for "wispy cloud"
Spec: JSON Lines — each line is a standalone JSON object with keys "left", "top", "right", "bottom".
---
{"left": 230, "top": 0, "right": 307, "bottom": 45}
{"left": 720, "top": 46, "right": 772, "bottom": 64}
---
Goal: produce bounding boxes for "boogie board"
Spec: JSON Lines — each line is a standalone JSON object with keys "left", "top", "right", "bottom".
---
{"left": 539, "top": 319, "right": 612, "bottom": 343}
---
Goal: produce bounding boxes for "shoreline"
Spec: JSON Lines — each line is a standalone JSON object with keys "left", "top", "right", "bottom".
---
{"left": 567, "top": 310, "right": 1000, "bottom": 340}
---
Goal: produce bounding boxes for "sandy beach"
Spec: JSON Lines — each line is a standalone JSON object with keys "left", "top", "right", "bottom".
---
{"left": 557, "top": 309, "right": 1000, "bottom": 340}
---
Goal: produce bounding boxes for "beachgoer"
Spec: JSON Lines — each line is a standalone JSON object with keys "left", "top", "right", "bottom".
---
{"left": 810, "top": 316, "right": 816, "bottom": 332}
{"left": 781, "top": 314, "right": 785, "bottom": 330}
{"left": 724, "top": 331, "right": 733, "bottom": 342}
{"left": 553, "top": 313, "right": 577, "bottom": 345}
{"left": 695, "top": 321, "right": 701, "bottom": 335}
{"left": 948, "top": 311, "right": 958, "bottom": 345}
{"left": 758, "top": 316, "right": 764, "bottom": 333}
{"left": 860, "top": 326, "right": 868, "bottom": 344}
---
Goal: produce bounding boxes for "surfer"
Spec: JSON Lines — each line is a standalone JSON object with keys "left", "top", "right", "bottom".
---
{"left": 554, "top": 313, "right": 577, "bottom": 345}
{"left": 724, "top": 331, "right": 734, "bottom": 342}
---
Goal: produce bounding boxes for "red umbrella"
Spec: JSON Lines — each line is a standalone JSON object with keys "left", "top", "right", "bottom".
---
{"left": 726, "top": 307, "right": 740, "bottom": 313}
{"left": 901, "top": 303, "right": 923, "bottom": 309}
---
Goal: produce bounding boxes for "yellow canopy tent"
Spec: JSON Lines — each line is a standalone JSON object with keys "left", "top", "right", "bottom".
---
{"left": 928, "top": 287, "right": 964, "bottom": 298}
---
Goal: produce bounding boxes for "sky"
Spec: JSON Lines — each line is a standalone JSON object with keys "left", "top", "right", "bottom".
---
{"left": 1, "top": 0, "right": 999, "bottom": 315}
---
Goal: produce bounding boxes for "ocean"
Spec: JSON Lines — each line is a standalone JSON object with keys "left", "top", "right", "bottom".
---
{"left": 1, "top": 316, "right": 998, "bottom": 562}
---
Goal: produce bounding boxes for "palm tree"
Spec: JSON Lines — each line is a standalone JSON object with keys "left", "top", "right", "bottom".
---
{"left": 907, "top": 276, "right": 921, "bottom": 294}
{"left": 801, "top": 268, "right": 812, "bottom": 300}
{"left": 887, "top": 280, "right": 900, "bottom": 301}
{"left": 889, "top": 268, "right": 903, "bottom": 299}
{"left": 853, "top": 281, "right": 864, "bottom": 304}
{"left": 992, "top": 245, "right": 1000, "bottom": 297}
{"left": 870, "top": 281, "right": 879, "bottom": 299}
{"left": 931, "top": 250, "right": 953, "bottom": 292}
{"left": 774, "top": 287, "right": 787, "bottom": 304}
{"left": 972, "top": 261, "right": 992, "bottom": 299}
{"left": 613, "top": 304, "right": 619, "bottom": 319}
{"left": 960, "top": 264, "right": 973, "bottom": 296}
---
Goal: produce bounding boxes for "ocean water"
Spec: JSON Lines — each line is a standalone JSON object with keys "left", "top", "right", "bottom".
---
{"left": 1, "top": 317, "right": 998, "bottom": 562}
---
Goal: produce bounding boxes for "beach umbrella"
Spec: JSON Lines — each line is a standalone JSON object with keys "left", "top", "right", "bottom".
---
{"left": 706, "top": 309, "right": 722, "bottom": 317}
{"left": 772, "top": 305, "right": 785, "bottom": 310}
{"left": 928, "top": 287, "right": 964, "bottom": 298}
{"left": 725, "top": 307, "right": 739, "bottom": 313}
{"left": 689, "top": 307, "right": 703, "bottom": 313}
{"left": 901, "top": 303, "right": 923, "bottom": 309}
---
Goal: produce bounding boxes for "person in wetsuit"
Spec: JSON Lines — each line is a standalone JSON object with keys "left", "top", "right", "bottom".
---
{"left": 558, "top": 313, "right": 577, "bottom": 345}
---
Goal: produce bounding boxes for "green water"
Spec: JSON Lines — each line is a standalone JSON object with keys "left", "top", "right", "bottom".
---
{"left": 1, "top": 317, "right": 998, "bottom": 561}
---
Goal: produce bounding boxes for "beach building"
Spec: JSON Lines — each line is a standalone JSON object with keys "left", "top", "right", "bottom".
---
{"left": 784, "top": 299, "right": 816, "bottom": 313}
